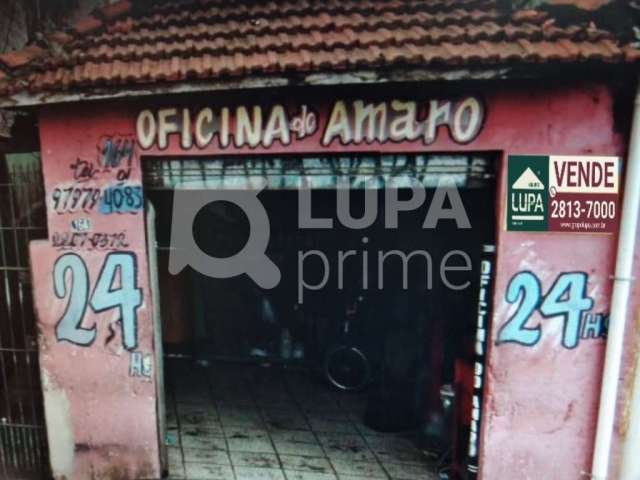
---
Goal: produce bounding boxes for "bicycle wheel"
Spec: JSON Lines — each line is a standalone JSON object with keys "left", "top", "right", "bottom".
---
{"left": 324, "top": 345, "right": 371, "bottom": 391}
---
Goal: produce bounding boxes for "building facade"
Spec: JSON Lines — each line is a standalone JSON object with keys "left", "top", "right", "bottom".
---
{"left": 0, "top": 1, "right": 639, "bottom": 479}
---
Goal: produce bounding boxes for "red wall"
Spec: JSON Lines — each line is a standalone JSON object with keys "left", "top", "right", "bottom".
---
{"left": 32, "top": 82, "right": 628, "bottom": 479}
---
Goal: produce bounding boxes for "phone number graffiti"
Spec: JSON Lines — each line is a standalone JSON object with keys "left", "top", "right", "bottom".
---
{"left": 52, "top": 232, "right": 129, "bottom": 251}
{"left": 50, "top": 184, "right": 143, "bottom": 215}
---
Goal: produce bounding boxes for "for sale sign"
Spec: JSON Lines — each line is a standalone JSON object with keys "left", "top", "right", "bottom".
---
{"left": 507, "top": 155, "right": 619, "bottom": 233}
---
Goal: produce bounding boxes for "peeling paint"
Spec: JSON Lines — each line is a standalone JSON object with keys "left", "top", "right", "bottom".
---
{"left": 41, "top": 369, "right": 74, "bottom": 480}
{"left": 620, "top": 311, "right": 640, "bottom": 436}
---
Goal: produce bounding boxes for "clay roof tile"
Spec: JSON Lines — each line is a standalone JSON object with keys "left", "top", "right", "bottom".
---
{"left": 73, "top": 15, "right": 103, "bottom": 35}
{"left": 98, "top": 0, "right": 132, "bottom": 20}
{"left": 0, "top": 0, "right": 633, "bottom": 98}
{"left": 0, "top": 45, "right": 46, "bottom": 69}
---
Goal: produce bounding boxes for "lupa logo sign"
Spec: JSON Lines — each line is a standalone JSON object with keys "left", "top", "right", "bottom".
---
{"left": 507, "top": 156, "right": 549, "bottom": 231}
{"left": 507, "top": 155, "right": 620, "bottom": 233}
{"left": 169, "top": 185, "right": 281, "bottom": 289}
{"left": 168, "top": 177, "right": 473, "bottom": 300}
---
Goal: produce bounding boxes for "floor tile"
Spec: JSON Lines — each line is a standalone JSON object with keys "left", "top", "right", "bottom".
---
{"left": 168, "top": 446, "right": 183, "bottom": 465}
{"left": 167, "top": 468, "right": 186, "bottom": 479}
{"left": 181, "top": 413, "right": 221, "bottom": 428}
{"left": 218, "top": 406, "right": 261, "bottom": 424}
{"left": 263, "top": 410, "right": 310, "bottom": 431}
{"left": 178, "top": 404, "right": 216, "bottom": 415}
{"left": 228, "top": 437, "right": 276, "bottom": 454}
{"left": 324, "top": 448, "right": 377, "bottom": 463}
{"left": 234, "top": 466, "right": 286, "bottom": 480}
{"left": 216, "top": 397, "right": 256, "bottom": 408}
{"left": 381, "top": 462, "right": 438, "bottom": 479}
{"left": 273, "top": 441, "right": 325, "bottom": 457}
{"left": 168, "top": 464, "right": 186, "bottom": 479}
{"left": 308, "top": 419, "right": 357, "bottom": 434}
{"left": 167, "top": 411, "right": 179, "bottom": 427}
{"left": 363, "top": 436, "right": 415, "bottom": 452}
{"left": 181, "top": 424, "right": 225, "bottom": 438}
{"left": 354, "top": 423, "right": 388, "bottom": 437}
{"left": 364, "top": 437, "right": 426, "bottom": 464}
{"left": 176, "top": 393, "right": 211, "bottom": 405}
{"left": 284, "top": 471, "right": 337, "bottom": 480}
{"left": 184, "top": 462, "right": 235, "bottom": 479}
{"left": 183, "top": 448, "right": 231, "bottom": 465}
{"left": 230, "top": 451, "right": 280, "bottom": 469}
{"left": 181, "top": 435, "right": 227, "bottom": 451}
{"left": 226, "top": 428, "right": 276, "bottom": 453}
{"left": 316, "top": 433, "right": 366, "bottom": 449}
{"left": 337, "top": 476, "right": 382, "bottom": 480}
{"left": 307, "top": 411, "right": 351, "bottom": 422}
{"left": 279, "top": 455, "right": 332, "bottom": 474}
{"left": 270, "top": 430, "right": 318, "bottom": 444}
{"left": 218, "top": 405, "right": 260, "bottom": 416}
{"left": 329, "top": 459, "right": 387, "bottom": 478}
{"left": 167, "top": 360, "right": 442, "bottom": 480}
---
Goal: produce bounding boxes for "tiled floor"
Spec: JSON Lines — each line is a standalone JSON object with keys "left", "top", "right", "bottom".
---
{"left": 165, "top": 359, "right": 439, "bottom": 480}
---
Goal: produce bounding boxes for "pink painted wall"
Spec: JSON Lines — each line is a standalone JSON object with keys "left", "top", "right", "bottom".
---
{"left": 33, "top": 107, "right": 160, "bottom": 480}
{"left": 30, "top": 82, "right": 629, "bottom": 479}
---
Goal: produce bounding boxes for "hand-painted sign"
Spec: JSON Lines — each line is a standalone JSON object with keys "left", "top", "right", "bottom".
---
{"left": 507, "top": 155, "right": 619, "bottom": 233}
{"left": 53, "top": 251, "right": 142, "bottom": 351}
{"left": 497, "top": 271, "right": 608, "bottom": 349}
{"left": 136, "top": 97, "right": 484, "bottom": 151}
{"left": 45, "top": 135, "right": 145, "bottom": 350}
{"left": 467, "top": 244, "right": 495, "bottom": 479}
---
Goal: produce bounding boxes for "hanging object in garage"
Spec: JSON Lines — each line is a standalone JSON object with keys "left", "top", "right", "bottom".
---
{"left": 506, "top": 155, "right": 619, "bottom": 233}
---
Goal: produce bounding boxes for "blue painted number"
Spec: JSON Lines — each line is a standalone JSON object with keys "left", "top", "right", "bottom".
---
{"left": 90, "top": 253, "right": 142, "bottom": 351}
{"left": 497, "top": 271, "right": 541, "bottom": 346}
{"left": 54, "top": 253, "right": 96, "bottom": 346}
{"left": 99, "top": 184, "right": 143, "bottom": 214}
{"left": 53, "top": 252, "right": 142, "bottom": 350}
{"left": 539, "top": 272, "right": 593, "bottom": 349}
{"left": 497, "top": 271, "right": 594, "bottom": 349}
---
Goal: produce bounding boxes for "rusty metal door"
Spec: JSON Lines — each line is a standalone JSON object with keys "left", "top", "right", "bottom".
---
{"left": 0, "top": 153, "right": 49, "bottom": 479}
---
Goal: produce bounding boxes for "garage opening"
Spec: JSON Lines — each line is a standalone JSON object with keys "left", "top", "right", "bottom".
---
{"left": 143, "top": 153, "right": 496, "bottom": 480}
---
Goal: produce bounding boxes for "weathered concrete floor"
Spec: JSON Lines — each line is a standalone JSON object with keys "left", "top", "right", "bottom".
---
{"left": 165, "top": 359, "right": 438, "bottom": 479}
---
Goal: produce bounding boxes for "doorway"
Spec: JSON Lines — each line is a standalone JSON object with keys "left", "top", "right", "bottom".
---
{"left": 143, "top": 153, "right": 496, "bottom": 480}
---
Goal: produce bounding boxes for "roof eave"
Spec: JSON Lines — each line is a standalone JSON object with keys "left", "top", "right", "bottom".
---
{"left": 0, "top": 67, "right": 514, "bottom": 108}
{"left": 2, "top": 62, "right": 637, "bottom": 109}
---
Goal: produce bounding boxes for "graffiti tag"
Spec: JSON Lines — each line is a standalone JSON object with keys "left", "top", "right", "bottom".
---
{"left": 497, "top": 271, "right": 607, "bottom": 349}
{"left": 53, "top": 252, "right": 142, "bottom": 350}
{"left": 52, "top": 232, "right": 129, "bottom": 251}
{"left": 70, "top": 217, "right": 92, "bottom": 233}
{"left": 70, "top": 158, "right": 100, "bottom": 183}
{"left": 98, "top": 184, "right": 143, "bottom": 214}
{"left": 129, "top": 352, "right": 153, "bottom": 378}
{"left": 99, "top": 137, "right": 135, "bottom": 170}
{"left": 51, "top": 183, "right": 142, "bottom": 215}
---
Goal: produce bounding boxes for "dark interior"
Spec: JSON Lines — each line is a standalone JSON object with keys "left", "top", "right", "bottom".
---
{"left": 147, "top": 154, "right": 496, "bottom": 478}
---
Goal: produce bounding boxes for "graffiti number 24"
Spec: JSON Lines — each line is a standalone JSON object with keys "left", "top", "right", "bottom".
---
{"left": 497, "top": 271, "right": 594, "bottom": 349}
{"left": 53, "top": 252, "right": 142, "bottom": 350}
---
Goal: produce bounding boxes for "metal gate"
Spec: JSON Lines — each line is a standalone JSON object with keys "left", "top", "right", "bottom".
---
{"left": 0, "top": 153, "right": 49, "bottom": 479}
